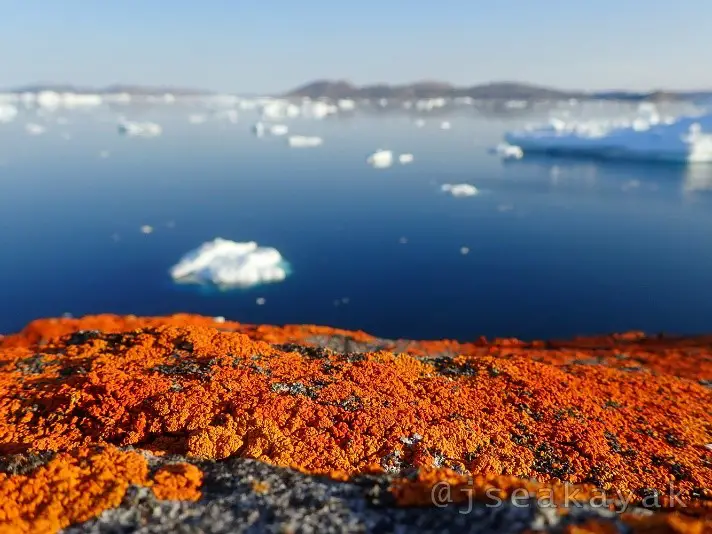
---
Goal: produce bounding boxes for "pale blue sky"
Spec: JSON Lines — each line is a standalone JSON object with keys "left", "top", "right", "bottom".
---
{"left": 1, "top": 0, "right": 709, "bottom": 93}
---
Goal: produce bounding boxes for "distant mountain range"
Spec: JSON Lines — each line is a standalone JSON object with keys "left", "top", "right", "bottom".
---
{"left": 6, "top": 81, "right": 712, "bottom": 102}
{"left": 285, "top": 80, "right": 712, "bottom": 102}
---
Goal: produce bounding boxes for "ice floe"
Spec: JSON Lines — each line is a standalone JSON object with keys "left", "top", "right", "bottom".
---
{"left": 337, "top": 99, "right": 356, "bottom": 111}
{"left": 252, "top": 122, "right": 265, "bottom": 137}
{"left": 505, "top": 112, "right": 712, "bottom": 163}
{"left": 492, "top": 142, "right": 524, "bottom": 159}
{"left": 25, "top": 123, "right": 46, "bottom": 135}
{"left": 141, "top": 225, "right": 154, "bottom": 234}
{"left": 440, "top": 121, "right": 451, "bottom": 130}
{"left": 399, "top": 153, "right": 414, "bottom": 164}
{"left": 0, "top": 104, "right": 17, "bottom": 123}
{"left": 170, "top": 238, "right": 290, "bottom": 289}
{"left": 188, "top": 114, "right": 207, "bottom": 124}
{"left": 256, "top": 297, "right": 267, "bottom": 306}
{"left": 441, "top": 183, "right": 478, "bottom": 197}
{"left": 269, "top": 124, "right": 289, "bottom": 136}
{"left": 288, "top": 135, "right": 323, "bottom": 148}
{"left": 367, "top": 149, "right": 394, "bottom": 168}
{"left": 118, "top": 120, "right": 163, "bottom": 137}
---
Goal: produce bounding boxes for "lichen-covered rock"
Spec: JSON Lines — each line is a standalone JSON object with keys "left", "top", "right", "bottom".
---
{"left": 0, "top": 315, "right": 710, "bottom": 533}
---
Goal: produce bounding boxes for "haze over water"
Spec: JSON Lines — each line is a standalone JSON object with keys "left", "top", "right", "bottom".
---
{"left": 2, "top": 101, "right": 712, "bottom": 341}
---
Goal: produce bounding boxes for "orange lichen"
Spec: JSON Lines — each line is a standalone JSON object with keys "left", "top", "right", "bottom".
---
{"left": 152, "top": 463, "right": 202, "bottom": 501}
{"left": 0, "top": 446, "right": 149, "bottom": 534}
{"left": 1, "top": 314, "right": 711, "bottom": 532}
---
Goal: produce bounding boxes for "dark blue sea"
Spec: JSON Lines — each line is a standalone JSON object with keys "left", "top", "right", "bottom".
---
{"left": 2, "top": 102, "right": 712, "bottom": 341}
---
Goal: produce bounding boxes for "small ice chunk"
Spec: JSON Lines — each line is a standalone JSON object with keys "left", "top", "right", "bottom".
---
{"left": 188, "top": 114, "right": 207, "bottom": 124}
{"left": 288, "top": 135, "right": 323, "bottom": 148}
{"left": 460, "top": 247, "right": 470, "bottom": 255}
{"left": 440, "top": 121, "right": 451, "bottom": 130}
{"left": 493, "top": 142, "right": 524, "bottom": 159}
{"left": 367, "top": 149, "right": 394, "bottom": 168}
{"left": 415, "top": 119, "right": 425, "bottom": 128}
{"left": 399, "top": 237, "right": 408, "bottom": 244}
{"left": 0, "top": 104, "right": 18, "bottom": 123}
{"left": 498, "top": 204, "right": 514, "bottom": 212}
{"left": 170, "top": 238, "right": 290, "bottom": 289}
{"left": 399, "top": 153, "right": 414, "bottom": 164}
{"left": 441, "top": 183, "right": 478, "bottom": 197}
{"left": 269, "top": 124, "right": 289, "bottom": 136}
{"left": 338, "top": 99, "right": 356, "bottom": 111}
{"left": 214, "top": 316, "right": 226, "bottom": 323}
{"left": 141, "top": 225, "right": 154, "bottom": 234}
{"left": 215, "top": 109, "right": 239, "bottom": 123}
{"left": 253, "top": 122, "right": 265, "bottom": 137}
{"left": 621, "top": 179, "right": 641, "bottom": 192}
{"left": 256, "top": 297, "right": 266, "bottom": 306}
{"left": 25, "top": 123, "right": 46, "bottom": 135}
{"left": 118, "top": 120, "right": 162, "bottom": 137}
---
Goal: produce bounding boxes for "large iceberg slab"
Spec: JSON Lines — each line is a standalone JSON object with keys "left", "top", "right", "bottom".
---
{"left": 505, "top": 113, "right": 712, "bottom": 163}
{"left": 170, "top": 238, "right": 290, "bottom": 289}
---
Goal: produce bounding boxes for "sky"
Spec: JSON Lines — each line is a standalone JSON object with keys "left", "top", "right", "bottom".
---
{"left": 1, "top": 0, "right": 710, "bottom": 94}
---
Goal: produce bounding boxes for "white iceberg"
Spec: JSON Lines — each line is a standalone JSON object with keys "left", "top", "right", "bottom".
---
{"left": 399, "top": 153, "right": 414, "bottom": 164}
{"left": 288, "top": 135, "right": 323, "bottom": 148}
{"left": 0, "top": 104, "right": 18, "bottom": 123}
{"left": 337, "top": 99, "right": 356, "bottom": 111}
{"left": 253, "top": 121, "right": 265, "bottom": 137}
{"left": 118, "top": 119, "right": 162, "bottom": 137}
{"left": 25, "top": 123, "right": 46, "bottom": 135}
{"left": 505, "top": 113, "right": 712, "bottom": 163}
{"left": 492, "top": 142, "right": 524, "bottom": 159}
{"left": 441, "top": 183, "right": 478, "bottom": 197}
{"left": 170, "top": 238, "right": 290, "bottom": 289}
{"left": 367, "top": 149, "right": 394, "bottom": 168}
{"left": 440, "top": 121, "right": 451, "bottom": 130}
{"left": 269, "top": 124, "right": 289, "bottom": 136}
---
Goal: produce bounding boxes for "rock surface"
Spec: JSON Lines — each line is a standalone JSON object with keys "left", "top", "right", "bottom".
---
{"left": 0, "top": 314, "right": 710, "bottom": 533}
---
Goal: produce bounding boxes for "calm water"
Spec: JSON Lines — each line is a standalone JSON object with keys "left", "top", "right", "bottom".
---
{"left": 2, "top": 104, "right": 712, "bottom": 341}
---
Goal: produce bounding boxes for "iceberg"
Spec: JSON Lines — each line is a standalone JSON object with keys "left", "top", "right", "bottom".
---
{"left": 269, "top": 124, "right": 289, "bottom": 136}
{"left": 118, "top": 120, "right": 162, "bottom": 137}
{"left": 252, "top": 122, "right": 265, "bottom": 137}
{"left": 170, "top": 238, "right": 290, "bottom": 289}
{"left": 505, "top": 113, "right": 712, "bottom": 163}
{"left": 288, "top": 135, "right": 323, "bottom": 148}
{"left": 399, "top": 153, "right": 414, "bottom": 164}
{"left": 441, "top": 183, "right": 478, "bottom": 197}
{"left": 491, "top": 142, "right": 524, "bottom": 159}
{"left": 440, "top": 121, "right": 451, "bottom": 130}
{"left": 367, "top": 149, "right": 394, "bottom": 168}
{"left": 0, "top": 104, "right": 18, "bottom": 123}
{"left": 25, "top": 123, "right": 46, "bottom": 135}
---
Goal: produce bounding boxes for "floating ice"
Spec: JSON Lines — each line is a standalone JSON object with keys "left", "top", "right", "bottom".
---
{"left": 262, "top": 100, "right": 301, "bottom": 120}
{"left": 505, "top": 112, "right": 712, "bottom": 163}
{"left": 0, "top": 104, "right": 17, "bottom": 123}
{"left": 269, "top": 124, "right": 289, "bottom": 136}
{"left": 25, "top": 123, "right": 46, "bottom": 135}
{"left": 492, "top": 142, "right": 524, "bottom": 159}
{"left": 337, "top": 99, "right": 356, "bottom": 111}
{"left": 440, "top": 121, "right": 451, "bottom": 130}
{"left": 441, "top": 183, "right": 478, "bottom": 197}
{"left": 415, "top": 119, "right": 425, "bottom": 128}
{"left": 118, "top": 120, "right": 162, "bottom": 137}
{"left": 256, "top": 297, "right": 266, "bottom": 306}
{"left": 170, "top": 238, "right": 289, "bottom": 289}
{"left": 99, "top": 150, "right": 110, "bottom": 159}
{"left": 253, "top": 122, "right": 265, "bottom": 137}
{"left": 188, "top": 114, "right": 207, "bottom": 124}
{"left": 460, "top": 247, "right": 470, "bottom": 255}
{"left": 399, "top": 153, "right": 414, "bottom": 164}
{"left": 302, "top": 100, "right": 338, "bottom": 119}
{"left": 288, "top": 135, "right": 323, "bottom": 148}
{"left": 215, "top": 109, "right": 239, "bottom": 123}
{"left": 367, "top": 149, "right": 393, "bottom": 168}
{"left": 141, "top": 225, "right": 154, "bottom": 234}
{"left": 621, "top": 179, "right": 641, "bottom": 192}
